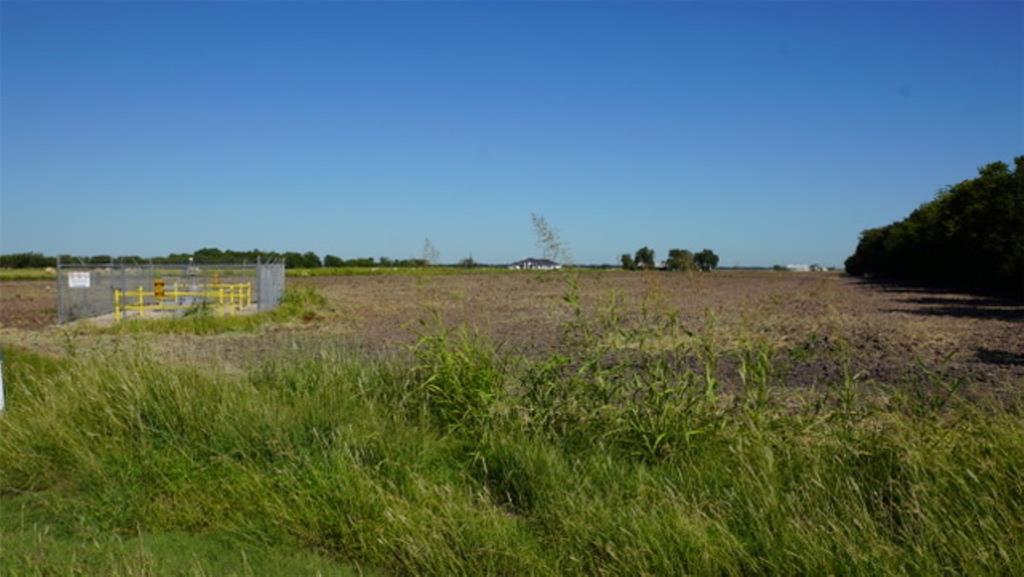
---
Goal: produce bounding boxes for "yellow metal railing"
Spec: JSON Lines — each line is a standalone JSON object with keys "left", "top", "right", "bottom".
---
{"left": 113, "top": 281, "right": 253, "bottom": 321}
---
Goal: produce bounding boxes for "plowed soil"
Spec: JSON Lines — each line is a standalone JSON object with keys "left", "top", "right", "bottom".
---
{"left": 3, "top": 271, "right": 1021, "bottom": 394}
{"left": 0, "top": 281, "right": 54, "bottom": 329}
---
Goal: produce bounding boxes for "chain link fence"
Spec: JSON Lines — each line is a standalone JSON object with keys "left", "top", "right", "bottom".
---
{"left": 56, "top": 260, "right": 285, "bottom": 324}
{"left": 257, "top": 262, "right": 285, "bottom": 311}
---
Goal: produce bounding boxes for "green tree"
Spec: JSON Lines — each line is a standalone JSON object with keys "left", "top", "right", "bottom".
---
{"left": 0, "top": 252, "right": 55, "bottom": 268}
{"left": 323, "top": 254, "right": 343, "bottom": 267}
{"left": 282, "top": 252, "right": 306, "bottom": 269}
{"left": 694, "top": 249, "right": 720, "bottom": 272}
{"left": 634, "top": 246, "right": 655, "bottom": 269}
{"left": 846, "top": 157, "right": 1023, "bottom": 295}
{"left": 302, "top": 252, "right": 322, "bottom": 268}
{"left": 620, "top": 253, "right": 636, "bottom": 270}
{"left": 666, "top": 249, "right": 695, "bottom": 271}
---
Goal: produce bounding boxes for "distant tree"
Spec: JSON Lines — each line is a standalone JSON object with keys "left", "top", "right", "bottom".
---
{"left": 193, "top": 247, "right": 242, "bottom": 263}
{"left": 283, "top": 252, "right": 306, "bottom": 269}
{"left": 620, "top": 253, "right": 636, "bottom": 270}
{"left": 301, "top": 251, "right": 322, "bottom": 268}
{"left": 0, "top": 252, "right": 55, "bottom": 268}
{"left": 458, "top": 256, "right": 477, "bottom": 268}
{"left": 666, "top": 249, "right": 695, "bottom": 271}
{"left": 634, "top": 246, "right": 655, "bottom": 269}
{"left": 323, "top": 254, "right": 344, "bottom": 267}
{"left": 694, "top": 249, "right": 720, "bottom": 272}
{"left": 422, "top": 238, "right": 440, "bottom": 265}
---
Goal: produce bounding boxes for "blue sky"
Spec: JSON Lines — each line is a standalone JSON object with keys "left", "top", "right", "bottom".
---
{"left": 2, "top": 2, "right": 1021, "bottom": 266}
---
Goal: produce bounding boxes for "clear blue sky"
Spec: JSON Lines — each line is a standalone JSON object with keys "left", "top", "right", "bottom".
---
{"left": 2, "top": 2, "right": 1021, "bottom": 266}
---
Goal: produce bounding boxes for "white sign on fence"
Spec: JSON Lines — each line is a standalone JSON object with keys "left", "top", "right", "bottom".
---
{"left": 68, "top": 271, "right": 91, "bottom": 288}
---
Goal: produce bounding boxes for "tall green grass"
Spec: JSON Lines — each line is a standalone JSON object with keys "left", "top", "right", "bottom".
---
{"left": 2, "top": 315, "right": 1021, "bottom": 576}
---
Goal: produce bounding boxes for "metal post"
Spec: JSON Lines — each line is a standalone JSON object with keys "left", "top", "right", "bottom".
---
{"left": 56, "top": 255, "right": 63, "bottom": 324}
{"left": 0, "top": 349, "right": 6, "bottom": 412}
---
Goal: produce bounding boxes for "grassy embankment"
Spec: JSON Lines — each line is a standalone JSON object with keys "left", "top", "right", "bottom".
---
{"left": 1, "top": 280, "right": 1021, "bottom": 575}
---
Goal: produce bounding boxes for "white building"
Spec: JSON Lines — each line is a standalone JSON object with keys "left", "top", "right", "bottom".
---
{"left": 509, "top": 258, "right": 562, "bottom": 271}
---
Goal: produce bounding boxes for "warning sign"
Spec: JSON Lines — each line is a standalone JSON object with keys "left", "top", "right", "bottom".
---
{"left": 68, "top": 271, "right": 91, "bottom": 288}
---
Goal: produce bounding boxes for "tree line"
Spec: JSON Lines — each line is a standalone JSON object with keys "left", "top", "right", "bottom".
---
{"left": 0, "top": 248, "right": 430, "bottom": 269}
{"left": 845, "top": 157, "right": 1023, "bottom": 296}
{"left": 620, "top": 247, "right": 720, "bottom": 271}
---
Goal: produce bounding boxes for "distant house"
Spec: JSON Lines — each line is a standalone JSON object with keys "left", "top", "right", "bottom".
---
{"left": 509, "top": 258, "right": 562, "bottom": 271}
{"left": 786, "top": 264, "right": 830, "bottom": 272}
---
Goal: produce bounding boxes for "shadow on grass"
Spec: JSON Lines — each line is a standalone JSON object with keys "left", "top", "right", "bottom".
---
{"left": 850, "top": 276, "right": 1024, "bottom": 302}
{"left": 882, "top": 301, "right": 1024, "bottom": 322}
{"left": 889, "top": 305, "right": 1024, "bottom": 322}
{"left": 976, "top": 348, "right": 1024, "bottom": 366}
{"left": 898, "top": 296, "right": 1020, "bottom": 308}
{"left": 853, "top": 277, "right": 1024, "bottom": 322}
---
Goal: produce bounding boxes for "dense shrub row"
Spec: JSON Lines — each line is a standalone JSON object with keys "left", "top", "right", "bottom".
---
{"left": 845, "top": 157, "right": 1024, "bottom": 296}
{"left": 0, "top": 252, "right": 58, "bottom": 268}
{"left": 0, "top": 248, "right": 429, "bottom": 269}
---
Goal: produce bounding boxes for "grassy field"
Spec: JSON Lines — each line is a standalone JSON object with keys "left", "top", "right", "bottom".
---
{"left": 287, "top": 266, "right": 513, "bottom": 277}
{"left": 1, "top": 272, "right": 1022, "bottom": 575}
{"left": 0, "top": 268, "right": 53, "bottom": 281}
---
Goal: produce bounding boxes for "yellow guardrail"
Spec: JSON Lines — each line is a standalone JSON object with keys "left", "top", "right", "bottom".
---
{"left": 113, "top": 281, "right": 253, "bottom": 321}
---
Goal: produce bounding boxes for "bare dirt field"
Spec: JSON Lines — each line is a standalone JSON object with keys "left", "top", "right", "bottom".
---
{"left": 0, "top": 280, "right": 55, "bottom": 329}
{"left": 2, "top": 271, "right": 1022, "bottom": 394}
